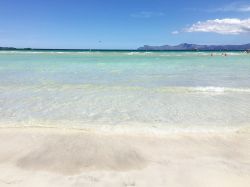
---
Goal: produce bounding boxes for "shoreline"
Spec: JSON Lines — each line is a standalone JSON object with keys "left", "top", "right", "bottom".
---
{"left": 0, "top": 124, "right": 249, "bottom": 136}
{"left": 0, "top": 127, "right": 249, "bottom": 187}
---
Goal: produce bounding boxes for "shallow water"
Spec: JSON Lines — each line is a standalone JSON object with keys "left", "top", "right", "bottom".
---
{"left": 0, "top": 51, "right": 250, "bottom": 132}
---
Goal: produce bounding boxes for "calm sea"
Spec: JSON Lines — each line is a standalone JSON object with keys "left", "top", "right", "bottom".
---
{"left": 0, "top": 50, "right": 250, "bottom": 132}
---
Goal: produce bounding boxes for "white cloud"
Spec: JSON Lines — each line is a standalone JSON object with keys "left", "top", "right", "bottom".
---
{"left": 185, "top": 18, "right": 250, "bottom": 35}
{"left": 171, "top": 31, "right": 179, "bottom": 34}
{"left": 130, "top": 11, "right": 164, "bottom": 18}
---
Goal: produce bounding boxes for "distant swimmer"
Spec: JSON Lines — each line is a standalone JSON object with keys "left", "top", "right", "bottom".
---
{"left": 210, "top": 53, "right": 213, "bottom": 56}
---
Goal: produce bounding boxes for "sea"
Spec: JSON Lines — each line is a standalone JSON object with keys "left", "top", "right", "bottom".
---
{"left": 0, "top": 50, "right": 250, "bottom": 133}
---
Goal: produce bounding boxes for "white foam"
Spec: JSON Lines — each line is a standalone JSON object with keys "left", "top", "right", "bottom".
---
{"left": 193, "top": 87, "right": 250, "bottom": 93}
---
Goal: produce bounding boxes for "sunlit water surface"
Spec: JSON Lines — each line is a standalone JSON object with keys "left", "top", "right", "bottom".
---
{"left": 0, "top": 51, "right": 250, "bottom": 132}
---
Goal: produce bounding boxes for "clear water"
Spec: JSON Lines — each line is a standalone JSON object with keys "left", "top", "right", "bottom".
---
{"left": 0, "top": 51, "right": 250, "bottom": 132}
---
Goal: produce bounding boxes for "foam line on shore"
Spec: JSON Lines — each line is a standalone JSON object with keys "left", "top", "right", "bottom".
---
{"left": 0, "top": 123, "right": 249, "bottom": 137}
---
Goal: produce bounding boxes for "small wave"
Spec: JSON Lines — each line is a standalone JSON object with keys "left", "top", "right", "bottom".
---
{"left": 126, "top": 52, "right": 153, "bottom": 56}
{"left": 192, "top": 87, "right": 250, "bottom": 93}
{"left": 1, "top": 84, "right": 250, "bottom": 94}
{"left": 194, "top": 87, "right": 226, "bottom": 92}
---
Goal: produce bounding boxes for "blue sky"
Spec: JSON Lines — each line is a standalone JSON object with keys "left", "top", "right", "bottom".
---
{"left": 0, "top": 0, "right": 250, "bottom": 49}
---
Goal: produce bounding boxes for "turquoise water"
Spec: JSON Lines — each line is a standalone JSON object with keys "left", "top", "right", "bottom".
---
{"left": 0, "top": 51, "right": 250, "bottom": 132}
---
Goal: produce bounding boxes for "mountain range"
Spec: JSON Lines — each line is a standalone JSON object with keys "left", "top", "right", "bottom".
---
{"left": 138, "top": 43, "right": 250, "bottom": 51}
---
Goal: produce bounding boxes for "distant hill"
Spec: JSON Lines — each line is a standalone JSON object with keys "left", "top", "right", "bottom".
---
{"left": 138, "top": 43, "right": 250, "bottom": 51}
{"left": 0, "top": 47, "right": 32, "bottom": 50}
{"left": 0, "top": 47, "right": 17, "bottom": 50}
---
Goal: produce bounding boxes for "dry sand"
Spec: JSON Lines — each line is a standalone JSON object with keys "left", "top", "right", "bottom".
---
{"left": 0, "top": 127, "right": 249, "bottom": 187}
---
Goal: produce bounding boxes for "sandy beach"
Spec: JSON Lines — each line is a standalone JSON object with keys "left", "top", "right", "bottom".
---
{"left": 1, "top": 50, "right": 250, "bottom": 187}
{"left": 0, "top": 127, "right": 249, "bottom": 187}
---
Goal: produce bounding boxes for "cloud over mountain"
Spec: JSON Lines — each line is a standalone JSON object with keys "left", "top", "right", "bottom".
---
{"left": 185, "top": 18, "right": 250, "bottom": 35}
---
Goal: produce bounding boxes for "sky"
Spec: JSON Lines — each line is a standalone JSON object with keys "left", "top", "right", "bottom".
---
{"left": 0, "top": 0, "right": 250, "bottom": 49}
